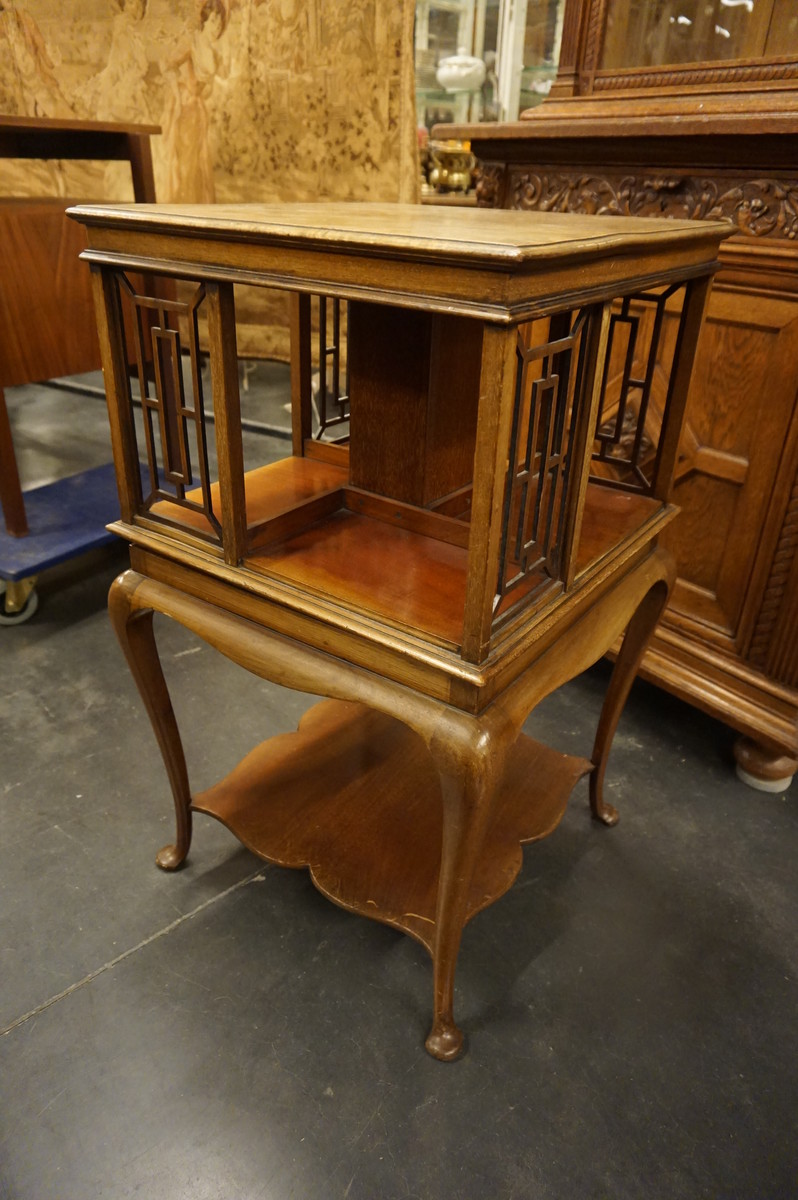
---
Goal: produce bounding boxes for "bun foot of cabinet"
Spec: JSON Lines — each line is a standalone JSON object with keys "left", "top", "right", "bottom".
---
{"left": 733, "top": 737, "right": 798, "bottom": 794}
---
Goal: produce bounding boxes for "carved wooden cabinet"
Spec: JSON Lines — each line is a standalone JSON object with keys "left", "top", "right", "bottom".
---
{"left": 446, "top": 0, "right": 798, "bottom": 789}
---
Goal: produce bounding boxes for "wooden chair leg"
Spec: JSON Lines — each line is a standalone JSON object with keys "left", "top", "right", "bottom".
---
{"left": 0, "top": 386, "right": 28, "bottom": 537}
{"left": 108, "top": 572, "right": 193, "bottom": 869}
{"left": 590, "top": 578, "right": 671, "bottom": 826}
{"left": 425, "top": 725, "right": 511, "bottom": 1061}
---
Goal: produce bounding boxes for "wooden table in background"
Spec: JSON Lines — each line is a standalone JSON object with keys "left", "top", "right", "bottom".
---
{"left": 0, "top": 116, "right": 159, "bottom": 541}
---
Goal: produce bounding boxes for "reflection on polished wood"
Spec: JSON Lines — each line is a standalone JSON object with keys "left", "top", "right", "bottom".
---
{"left": 73, "top": 200, "right": 729, "bottom": 1059}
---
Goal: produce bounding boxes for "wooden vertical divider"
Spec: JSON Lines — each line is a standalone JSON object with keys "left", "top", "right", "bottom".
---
{"left": 90, "top": 266, "right": 143, "bottom": 523}
{"left": 290, "top": 292, "right": 313, "bottom": 456}
{"left": 347, "top": 302, "right": 431, "bottom": 502}
{"left": 561, "top": 301, "right": 611, "bottom": 589}
{"left": 126, "top": 132, "right": 157, "bottom": 203}
{"left": 461, "top": 323, "right": 521, "bottom": 664}
{"left": 347, "top": 303, "right": 482, "bottom": 507}
{"left": 206, "top": 281, "right": 246, "bottom": 565}
{"left": 423, "top": 315, "right": 483, "bottom": 505}
{"left": 0, "top": 386, "right": 28, "bottom": 536}
{"left": 651, "top": 274, "right": 712, "bottom": 503}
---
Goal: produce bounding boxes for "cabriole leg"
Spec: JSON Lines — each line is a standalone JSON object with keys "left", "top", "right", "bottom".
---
{"left": 590, "top": 578, "right": 672, "bottom": 826}
{"left": 425, "top": 723, "right": 511, "bottom": 1061}
{"left": 108, "top": 572, "right": 193, "bottom": 869}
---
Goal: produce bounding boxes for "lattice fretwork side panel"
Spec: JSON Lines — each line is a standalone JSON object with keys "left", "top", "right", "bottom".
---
{"left": 313, "top": 295, "right": 350, "bottom": 442}
{"left": 590, "top": 283, "right": 688, "bottom": 494}
{"left": 496, "top": 308, "right": 591, "bottom": 608}
{"left": 115, "top": 273, "right": 222, "bottom": 543}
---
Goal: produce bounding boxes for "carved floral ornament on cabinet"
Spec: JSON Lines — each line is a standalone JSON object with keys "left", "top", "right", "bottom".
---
{"left": 477, "top": 168, "right": 798, "bottom": 241}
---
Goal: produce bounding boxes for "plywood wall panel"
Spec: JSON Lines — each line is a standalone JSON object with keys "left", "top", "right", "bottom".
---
{"left": 0, "top": 0, "right": 419, "bottom": 358}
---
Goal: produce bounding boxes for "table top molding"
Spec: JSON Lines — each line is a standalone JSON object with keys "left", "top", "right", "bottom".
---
{"left": 71, "top": 202, "right": 728, "bottom": 325}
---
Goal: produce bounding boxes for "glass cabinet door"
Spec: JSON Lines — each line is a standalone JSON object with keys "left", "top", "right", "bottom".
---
{"left": 415, "top": 0, "right": 565, "bottom": 132}
{"left": 600, "top": 0, "right": 798, "bottom": 71}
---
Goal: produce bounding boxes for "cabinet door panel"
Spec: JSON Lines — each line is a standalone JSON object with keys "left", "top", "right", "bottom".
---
{"left": 665, "top": 473, "right": 737, "bottom": 632}
{"left": 661, "top": 285, "right": 798, "bottom": 648}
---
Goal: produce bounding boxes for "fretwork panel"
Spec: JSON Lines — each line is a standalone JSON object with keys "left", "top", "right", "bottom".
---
{"left": 115, "top": 273, "right": 222, "bottom": 543}
{"left": 496, "top": 309, "right": 590, "bottom": 605}
{"left": 314, "top": 295, "right": 350, "bottom": 442}
{"left": 590, "top": 284, "right": 688, "bottom": 494}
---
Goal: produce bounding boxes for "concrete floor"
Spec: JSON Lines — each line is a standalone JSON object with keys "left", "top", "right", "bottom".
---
{"left": 1, "top": 372, "right": 797, "bottom": 1199}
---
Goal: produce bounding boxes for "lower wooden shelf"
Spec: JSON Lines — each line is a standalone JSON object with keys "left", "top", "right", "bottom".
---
{"left": 192, "top": 699, "right": 592, "bottom": 953}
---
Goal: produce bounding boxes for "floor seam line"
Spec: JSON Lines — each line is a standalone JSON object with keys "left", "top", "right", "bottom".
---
{"left": 1, "top": 867, "right": 266, "bottom": 1037}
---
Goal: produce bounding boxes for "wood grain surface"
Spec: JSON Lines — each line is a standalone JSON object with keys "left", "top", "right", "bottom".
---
{"left": 69, "top": 200, "right": 729, "bottom": 264}
{"left": 193, "top": 699, "right": 592, "bottom": 953}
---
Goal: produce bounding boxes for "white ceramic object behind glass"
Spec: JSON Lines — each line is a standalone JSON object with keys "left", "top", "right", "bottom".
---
{"left": 436, "top": 48, "right": 486, "bottom": 93}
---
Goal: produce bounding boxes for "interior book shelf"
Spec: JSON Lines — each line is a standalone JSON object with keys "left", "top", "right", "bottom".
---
{"left": 68, "top": 201, "right": 729, "bottom": 1060}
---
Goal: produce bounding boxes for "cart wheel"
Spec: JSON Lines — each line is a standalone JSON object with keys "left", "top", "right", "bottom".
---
{"left": 0, "top": 585, "right": 39, "bottom": 625}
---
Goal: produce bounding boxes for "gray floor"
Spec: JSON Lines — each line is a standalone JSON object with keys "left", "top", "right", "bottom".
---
{"left": 1, "top": 373, "right": 796, "bottom": 1200}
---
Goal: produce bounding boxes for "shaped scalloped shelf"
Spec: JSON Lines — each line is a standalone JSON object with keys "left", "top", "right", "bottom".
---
{"left": 192, "top": 700, "right": 592, "bottom": 952}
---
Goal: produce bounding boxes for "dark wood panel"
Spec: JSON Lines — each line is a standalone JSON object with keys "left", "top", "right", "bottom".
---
{"left": 0, "top": 200, "right": 98, "bottom": 387}
{"left": 423, "top": 315, "right": 482, "bottom": 504}
{"left": 348, "top": 301, "right": 430, "bottom": 503}
{"left": 348, "top": 305, "right": 484, "bottom": 508}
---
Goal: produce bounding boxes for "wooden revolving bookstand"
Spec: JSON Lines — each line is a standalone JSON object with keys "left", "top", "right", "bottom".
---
{"left": 70, "top": 201, "right": 730, "bottom": 1059}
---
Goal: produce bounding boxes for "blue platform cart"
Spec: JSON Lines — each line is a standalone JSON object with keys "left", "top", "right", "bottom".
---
{"left": 0, "top": 459, "right": 122, "bottom": 625}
